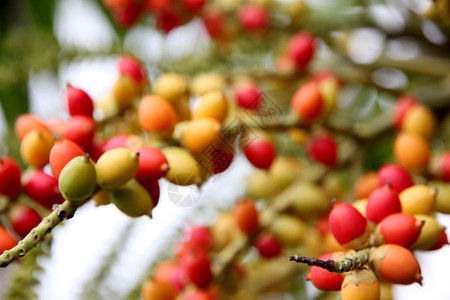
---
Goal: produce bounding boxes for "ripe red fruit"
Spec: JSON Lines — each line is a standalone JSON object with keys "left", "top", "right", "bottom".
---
{"left": 237, "top": 4, "right": 269, "bottom": 33}
{"left": 254, "top": 232, "right": 282, "bottom": 258}
{"left": 291, "top": 81, "right": 323, "bottom": 121}
{"left": 8, "top": 203, "right": 42, "bottom": 238}
{"left": 24, "top": 170, "right": 65, "bottom": 210}
{"left": 181, "top": 247, "right": 212, "bottom": 288}
{"left": 0, "top": 156, "right": 22, "bottom": 198}
{"left": 394, "top": 95, "right": 418, "bottom": 130}
{"left": 287, "top": 32, "right": 316, "bottom": 70}
{"left": 49, "top": 139, "right": 85, "bottom": 180}
{"left": 112, "top": 2, "right": 142, "bottom": 28}
{"left": 153, "top": 261, "right": 188, "bottom": 292}
{"left": 210, "top": 146, "right": 234, "bottom": 174}
{"left": 244, "top": 139, "right": 276, "bottom": 169}
{"left": 63, "top": 115, "right": 96, "bottom": 149}
{"left": 428, "top": 229, "right": 449, "bottom": 250}
{"left": 15, "top": 113, "right": 49, "bottom": 141}
{"left": 0, "top": 227, "right": 17, "bottom": 253}
{"left": 378, "top": 164, "right": 413, "bottom": 194}
{"left": 184, "top": 289, "right": 213, "bottom": 300}
{"left": 183, "top": 226, "right": 212, "bottom": 251}
{"left": 376, "top": 213, "right": 422, "bottom": 248}
{"left": 144, "top": 0, "right": 172, "bottom": 13}
{"left": 329, "top": 202, "right": 369, "bottom": 249}
{"left": 234, "top": 83, "right": 262, "bottom": 110}
{"left": 201, "top": 9, "right": 225, "bottom": 39}
{"left": 135, "top": 146, "right": 169, "bottom": 181}
{"left": 366, "top": 184, "right": 402, "bottom": 223}
{"left": 306, "top": 253, "right": 344, "bottom": 291}
{"left": 139, "top": 179, "right": 160, "bottom": 208}
{"left": 233, "top": 199, "right": 259, "bottom": 235}
{"left": 438, "top": 152, "right": 450, "bottom": 182}
{"left": 64, "top": 85, "right": 94, "bottom": 117}
{"left": 307, "top": 133, "right": 338, "bottom": 167}
{"left": 182, "top": 0, "right": 206, "bottom": 12}
{"left": 118, "top": 55, "right": 146, "bottom": 84}
{"left": 156, "top": 9, "right": 181, "bottom": 33}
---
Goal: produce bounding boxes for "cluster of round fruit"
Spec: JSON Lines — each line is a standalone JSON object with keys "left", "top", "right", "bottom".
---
{"left": 101, "top": 0, "right": 306, "bottom": 36}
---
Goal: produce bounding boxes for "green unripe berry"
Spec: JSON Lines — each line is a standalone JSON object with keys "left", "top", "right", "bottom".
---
{"left": 96, "top": 147, "right": 139, "bottom": 189}
{"left": 110, "top": 179, "right": 153, "bottom": 218}
{"left": 58, "top": 153, "right": 97, "bottom": 204}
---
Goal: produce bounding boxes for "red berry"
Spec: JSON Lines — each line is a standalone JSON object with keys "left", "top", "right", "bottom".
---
{"left": 210, "top": 146, "right": 233, "bottom": 174}
{"left": 234, "top": 83, "right": 262, "bottom": 110}
{"left": 153, "top": 261, "right": 188, "bottom": 292}
{"left": 428, "top": 229, "right": 449, "bottom": 250}
{"left": 49, "top": 139, "right": 85, "bottom": 180}
{"left": 287, "top": 32, "right": 315, "bottom": 70}
{"left": 0, "top": 156, "right": 22, "bottom": 198}
{"left": 237, "top": 4, "right": 269, "bottom": 33}
{"left": 378, "top": 164, "right": 413, "bottom": 194}
{"left": 201, "top": 9, "right": 225, "bottom": 39}
{"left": 366, "top": 184, "right": 402, "bottom": 223}
{"left": 306, "top": 253, "right": 344, "bottom": 291}
{"left": 144, "top": 0, "right": 172, "bottom": 13}
{"left": 184, "top": 226, "right": 212, "bottom": 250}
{"left": 291, "top": 81, "right": 323, "bottom": 121}
{"left": 64, "top": 85, "right": 94, "bottom": 117}
{"left": 376, "top": 213, "right": 422, "bottom": 248}
{"left": 24, "top": 170, "right": 65, "bottom": 210}
{"left": 181, "top": 247, "right": 212, "bottom": 288}
{"left": 307, "top": 133, "right": 338, "bottom": 167}
{"left": 112, "top": 2, "right": 142, "bottom": 28}
{"left": 8, "top": 203, "right": 42, "bottom": 238}
{"left": 118, "top": 55, "right": 146, "bottom": 84}
{"left": 254, "top": 232, "right": 282, "bottom": 258}
{"left": 63, "top": 115, "right": 96, "bottom": 149}
{"left": 184, "top": 289, "right": 213, "bottom": 300}
{"left": 182, "top": 0, "right": 206, "bottom": 12}
{"left": 233, "top": 199, "right": 259, "bottom": 235}
{"left": 156, "top": 9, "right": 181, "bottom": 33}
{"left": 139, "top": 179, "right": 160, "bottom": 208}
{"left": 439, "top": 152, "right": 450, "bottom": 182}
{"left": 244, "top": 139, "right": 276, "bottom": 170}
{"left": 135, "top": 146, "right": 169, "bottom": 181}
{"left": 329, "top": 202, "right": 369, "bottom": 248}
{"left": 394, "top": 95, "right": 418, "bottom": 130}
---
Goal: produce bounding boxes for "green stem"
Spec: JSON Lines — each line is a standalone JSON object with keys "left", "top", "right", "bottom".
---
{"left": 289, "top": 248, "right": 370, "bottom": 273}
{"left": 0, "top": 200, "right": 79, "bottom": 268}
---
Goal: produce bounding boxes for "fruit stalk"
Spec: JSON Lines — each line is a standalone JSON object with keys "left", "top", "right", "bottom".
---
{"left": 290, "top": 248, "right": 370, "bottom": 273}
{"left": 0, "top": 200, "right": 79, "bottom": 267}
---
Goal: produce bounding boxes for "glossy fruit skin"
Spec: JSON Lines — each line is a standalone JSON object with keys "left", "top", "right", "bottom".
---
{"left": 306, "top": 252, "right": 344, "bottom": 291}
{"left": 394, "top": 94, "right": 417, "bottom": 130}
{"left": 0, "top": 156, "right": 22, "bottom": 198}
{"left": 162, "top": 147, "right": 202, "bottom": 186}
{"left": 95, "top": 147, "right": 139, "bottom": 189}
{"left": 402, "top": 104, "right": 436, "bottom": 139}
{"left": 118, "top": 55, "right": 146, "bottom": 84}
{"left": 399, "top": 184, "right": 436, "bottom": 215}
{"left": 329, "top": 202, "right": 370, "bottom": 249}
{"left": 394, "top": 132, "right": 430, "bottom": 170}
{"left": 182, "top": 0, "right": 206, "bottom": 11}
{"left": 374, "top": 213, "right": 422, "bottom": 248}
{"left": 366, "top": 184, "right": 402, "bottom": 223}
{"left": 8, "top": 204, "right": 42, "bottom": 238}
{"left": 58, "top": 154, "right": 97, "bottom": 204}
{"left": 139, "top": 95, "right": 178, "bottom": 137}
{"left": 183, "top": 289, "right": 213, "bottom": 300}
{"left": 254, "top": 232, "right": 282, "bottom": 258}
{"left": 139, "top": 179, "right": 160, "bottom": 208}
{"left": 237, "top": 4, "right": 269, "bottom": 32}
{"left": 153, "top": 73, "right": 188, "bottom": 102}
{"left": 113, "top": 75, "right": 140, "bottom": 110}
{"left": 110, "top": 179, "right": 153, "bottom": 217}
{"left": 287, "top": 31, "right": 315, "bottom": 69}
{"left": 234, "top": 83, "right": 262, "bottom": 110}
{"left": 184, "top": 226, "right": 212, "bottom": 250}
{"left": 378, "top": 164, "right": 413, "bottom": 194}
{"left": 64, "top": 85, "right": 94, "bottom": 117}
{"left": 192, "top": 90, "right": 228, "bottom": 123}
{"left": 141, "top": 278, "right": 178, "bottom": 300}
{"left": 291, "top": 81, "right": 323, "bottom": 121}
{"left": 438, "top": 152, "right": 450, "bottom": 181}
{"left": 244, "top": 139, "right": 276, "bottom": 170}
{"left": 24, "top": 170, "right": 65, "bottom": 210}
{"left": 182, "top": 117, "right": 222, "bottom": 155}
{"left": 20, "top": 129, "right": 54, "bottom": 168}
{"left": 370, "top": 244, "right": 422, "bottom": 285}
{"left": 341, "top": 268, "right": 380, "bottom": 300}
{"left": 135, "top": 146, "right": 169, "bottom": 182}
{"left": 0, "top": 227, "right": 17, "bottom": 253}
{"left": 49, "top": 139, "right": 85, "bottom": 180}
{"left": 189, "top": 72, "right": 226, "bottom": 96}
{"left": 428, "top": 229, "right": 449, "bottom": 250}
{"left": 411, "top": 214, "right": 444, "bottom": 250}
{"left": 153, "top": 260, "right": 188, "bottom": 293}
{"left": 63, "top": 115, "right": 96, "bottom": 149}
{"left": 14, "top": 113, "right": 49, "bottom": 141}
{"left": 201, "top": 8, "right": 225, "bottom": 40}
{"left": 156, "top": 9, "right": 181, "bottom": 33}
{"left": 233, "top": 199, "right": 259, "bottom": 235}
{"left": 307, "top": 133, "right": 338, "bottom": 167}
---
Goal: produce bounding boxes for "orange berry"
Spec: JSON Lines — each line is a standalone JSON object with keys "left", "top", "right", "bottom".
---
{"left": 153, "top": 72, "right": 188, "bottom": 102}
{"left": 394, "top": 132, "right": 430, "bottom": 170}
{"left": 15, "top": 113, "right": 49, "bottom": 141}
{"left": 354, "top": 171, "right": 379, "bottom": 199}
{"left": 341, "top": 268, "right": 380, "bottom": 300}
{"left": 192, "top": 90, "right": 228, "bottom": 123}
{"left": 291, "top": 81, "right": 323, "bottom": 121}
{"left": 402, "top": 104, "right": 436, "bottom": 139}
{"left": 20, "top": 129, "right": 54, "bottom": 168}
{"left": 182, "top": 118, "right": 221, "bottom": 155}
{"left": 141, "top": 278, "right": 178, "bottom": 300}
{"left": 139, "top": 95, "right": 178, "bottom": 138}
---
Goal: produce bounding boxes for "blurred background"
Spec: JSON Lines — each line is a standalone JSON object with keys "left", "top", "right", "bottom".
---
{"left": 1, "top": 0, "right": 450, "bottom": 299}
